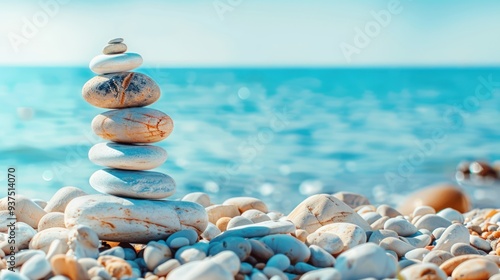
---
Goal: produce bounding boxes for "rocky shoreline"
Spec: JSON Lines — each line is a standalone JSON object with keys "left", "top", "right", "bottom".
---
{"left": 0, "top": 185, "right": 499, "bottom": 279}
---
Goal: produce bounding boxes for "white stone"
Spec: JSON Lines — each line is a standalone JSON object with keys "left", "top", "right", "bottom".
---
{"left": 437, "top": 208, "right": 464, "bottom": 223}
{"left": 260, "top": 234, "right": 310, "bottom": 264}
{"left": 301, "top": 268, "right": 342, "bottom": 280}
{"left": 66, "top": 225, "right": 100, "bottom": 259}
{"left": 20, "top": 253, "right": 51, "bottom": 279}
{"left": 182, "top": 192, "right": 211, "bottom": 207}
{"left": 90, "top": 169, "right": 176, "bottom": 199}
{"left": 379, "top": 237, "right": 416, "bottom": 257}
{"left": 309, "top": 245, "right": 335, "bottom": 267}
{"left": 434, "top": 224, "right": 469, "bottom": 252}
{"left": 336, "top": 243, "right": 397, "bottom": 279}
{"left": 167, "top": 260, "right": 233, "bottom": 280}
{"left": 1, "top": 222, "right": 36, "bottom": 253}
{"left": 64, "top": 194, "right": 208, "bottom": 243}
{"left": 144, "top": 241, "right": 172, "bottom": 271}
{"left": 89, "top": 142, "right": 168, "bottom": 170}
{"left": 38, "top": 212, "right": 65, "bottom": 231}
{"left": 89, "top": 53, "right": 143, "bottom": 75}
{"left": 29, "top": 227, "right": 69, "bottom": 253}
{"left": 211, "top": 220, "right": 295, "bottom": 242}
{"left": 384, "top": 217, "right": 418, "bottom": 236}
{"left": 210, "top": 251, "right": 240, "bottom": 276}
{"left": 154, "top": 259, "right": 181, "bottom": 276}
{"left": 414, "top": 214, "right": 451, "bottom": 232}
{"left": 0, "top": 270, "right": 30, "bottom": 280}
{"left": 0, "top": 195, "right": 46, "bottom": 228}
{"left": 44, "top": 186, "right": 87, "bottom": 213}
{"left": 306, "top": 231, "right": 343, "bottom": 255}
{"left": 314, "top": 223, "right": 366, "bottom": 253}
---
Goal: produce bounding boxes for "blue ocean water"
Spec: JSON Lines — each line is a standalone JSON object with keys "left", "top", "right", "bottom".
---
{"left": 1, "top": 67, "right": 500, "bottom": 212}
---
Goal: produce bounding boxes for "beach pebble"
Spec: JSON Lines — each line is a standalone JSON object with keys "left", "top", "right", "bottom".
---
{"left": 300, "top": 268, "right": 342, "bottom": 280}
{"left": 397, "top": 184, "right": 470, "bottom": 215}
{"left": 399, "top": 233, "right": 431, "bottom": 248}
{"left": 336, "top": 242, "right": 397, "bottom": 279}
{"left": 108, "top": 38, "right": 123, "bottom": 44}
{"left": 241, "top": 209, "right": 271, "bottom": 223}
{"left": 51, "top": 254, "right": 88, "bottom": 280}
{"left": 100, "top": 246, "right": 125, "bottom": 259}
{"left": 211, "top": 250, "right": 241, "bottom": 276}
{"left": 1, "top": 222, "right": 36, "bottom": 253}
{"left": 433, "top": 227, "right": 447, "bottom": 239}
{"left": 379, "top": 237, "right": 416, "bottom": 257}
{"left": 154, "top": 259, "right": 181, "bottom": 276}
{"left": 368, "top": 229, "right": 398, "bottom": 245}
{"left": 103, "top": 43, "right": 127, "bottom": 54}
{"left": 144, "top": 241, "right": 172, "bottom": 270}
{"left": 287, "top": 194, "right": 371, "bottom": 233}
{"left": 223, "top": 197, "right": 268, "bottom": 213}
{"left": 384, "top": 217, "right": 418, "bottom": 236}
{"left": 451, "top": 243, "right": 480, "bottom": 256}
{"left": 89, "top": 143, "right": 167, "bottom": 170}
{"left": 92, "top": 107, "right": 173, "bottom": 143}
{"left": 266, "top": 254, "right": 290, "bottom": 271}
{"left": 295, "top": 229, "right": 309, "bottom": 242}
{"left": 46, "top": 239, "right": 67, "bottom": 261}
{"left": 332, "top": 192, "right": 370, "bottom": 209}
{"left": 88, "top": 266, "right": 112, "bottom": 280}
{"left": 216, "top": 217, "right": 231, "bottom": 231}
{"left": 209, "top": 236, "right": 251, "bottom": 260}
{"left": 404, "top": 248, "right": 430, "bottom": 261}
{"left": 166, "top": 229, "right": 198, "bottom": 247}
{"left": 423, "top": 250, "right": 454, "bottom": 266}
{"left": 414, "top": 214, "right": 452, "bottom": 232}
{"left": 314, "top": 223, "right": 366, "bottom": 253}
{"left": 469, "top": 235, "right": 491, "bottom": 252}
{"left": 175, "top": 243, "right": 207, "bottom": 264}
{"left": 211, "top": 220, "right": 295, "bottom": 242}
{"left": 0, "top": 270, "right": 30, "bottom": 280}
{"left": 377, "top": 204, "right": 402, "bottom": 218}
{"left": 260, "top": 234, "right": 310, "bottom": 264}
{"left": 227, "top": 216, "right": 253, "bottom": 229}
{"left": 263, "top": 266, "right": 287, "bottom": 279}
{"left": 167, "top": 259, "right": 233, "bottom": 280}
{"left": 201, "top": 222, "right": 221, "bottom": 241}
{"left": 361, "top": 212, "right": 382, "bottom": 224}
{"left": 29, "top": 227, "right": 69, "bottom": 253}
{"left": 77, "top": 257, "right": 99, "bottom": 271}
{"left": 67, "top": 225, "right": 100, "bottom": 259}
{"left": 64, "top": 194, "right": 207, "bottom": 243}
{"left": 20, "top": 253, "right": 51, "bottom": 279}
{"left": 370, "top": 216, "right": 390, "bottom": 230}
{"left": 97, "top": 255, "right": 133, "bottom": 278}
{"left": 38, "top": 212, "right": 65, "bottom": 231}
{"left": 90, "top": 169, "right": 176, "bottom": 199}
{"left": 44, "top": 186, "right": 87, "bottom": 213}
{"left": 83, "top": 72, "right": 160, "bottom": 109}
{"left": 434, "top": 224, "right": 469, "bottom": 252}
{"left": 438, "top": 254, "right": 483, "bottom": 275}
{"left": 305, "top": 231, "right": 343, "bottom": 255}
{"left": 249, "top": 239, "right": 275, "bottom": 261}
{"left": 412, "top": 205, "right": 436, "bottom": 217}
{"left": 294, "top": 262, "right": 318, "bottom": 274}
{"left": 437, "top": 208, "right": 465, "bottom": 223}
{"left": 0, "top": 195, "right": 46, "bottom": 228}
{"left": 182, "top": 192, "right": 211, "bottom": 207}
{"left": 308, "top": 245, "right": 335, "bottom": 267}
{"left": 206, "top": 204, "right": 240, "bottom": 224}
{"left": 451, "top": 258, "right": 498, "bottom": 279}
{"left": 400, "top": 263, "right": 447, "bottom": 280}
{"left": 89, "top": 53, "right": 143, "bottom": 74}
{"left": 32, "top": 198, "right": 47, "bottom": 209}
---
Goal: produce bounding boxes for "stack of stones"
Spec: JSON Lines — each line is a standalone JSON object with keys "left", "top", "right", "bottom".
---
{"left": 83, "top": 38, "right": 175, "bottom": 200}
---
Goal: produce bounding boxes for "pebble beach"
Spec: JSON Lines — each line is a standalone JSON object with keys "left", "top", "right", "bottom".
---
{"left": 1, "top": 39, "right": 500, "bottom": 279}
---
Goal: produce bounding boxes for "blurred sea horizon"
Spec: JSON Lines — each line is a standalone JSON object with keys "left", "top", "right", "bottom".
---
{"left": 1, "top": 66, "right": 500, "bottom": 212}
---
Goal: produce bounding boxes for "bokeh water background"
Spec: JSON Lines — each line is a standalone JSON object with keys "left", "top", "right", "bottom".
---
{"left": 1, "top": 67, "right": 500, "bottom": 212}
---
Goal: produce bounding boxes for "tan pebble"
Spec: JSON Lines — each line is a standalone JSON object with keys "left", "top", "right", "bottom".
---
{"left": 287, "top": 194, "right": 371, "bottom": 233}
{"left": 1, "top": 222, "right": 36, "bottom": 253}
{"left": 314, "top": 223, "right": 366, "bottom": 253}
{"left": 181, "top": 192, "right": 211, "bottom": 208}
{"left": 226, "top": 216, "right": 253, "bottom": 229}
{"left": 38, "top": 212, "right": 65, "bottom": 231}
{"left": 376, "top": 204, "right": 402, "bottom": 218}
{"left": 216, "top": 217, "right": 231, "bottom": 231}
{"left": 235, "top": 274, "right": 246, "bottom": 280}
{"left": 439, "top": 254, "right": 482, "bottom": 276}
{"left": 97, "top": 255, "right": 133, "bottom": 278}
{"left": 206, "top": 205, "right": 239, "bottom": 224}
{"left": 51, "top": 254, "right": 89, "bottom": 280}
{"left": 400, "top": 263, "right": 447, "bottom": 280}
{"left": 332, "top": 191, "right": 370, "bottom": 209}
{"left": 355, "top": 205, "right": 377, "bottom": 214}
{"left": 451, "top": 258, "right": 498, "bottom": 279}
{"left": 46, "top": 239, "right": 67, "bottom": 261}
{"left": 255, "top": 262, "right": 266, "bottom": 269}
{"left": 0, "top": 195, "right": 46, "bottom": 228}
{"left": 295, "top": 229, "right": 308, "bottom": 242}
{"left": 370, "top": 216, "right": 390, "bottom": 230}
{"left": 103, "top": 43, "right": 127, "bottom": 55}
{"left": 397, "top": 184, "right": 470, "bottom": 215}
{"left": 44, "top": 186, "right": 87, "bottom": 213}
{"left": 223, "top": 197, "right": 268, "bottom": 213}
{"left": 249, "top": 239, "right": 275, "bottom": 261}
{"left": 144, "top": 241, "right": 172, "bottom": 271}
{"left": 146, "top": 275, "right": 159, "bottom": 280}
{"left": 153, "top": 259, "right": 181, "bottom": 276}
{"left": 29, "top": 227, "right": 69, "bottom": 253}
{"left": 241, "top": 209, "right": 271, "bottom": 223}
{"left": 412, "top": 205, "right": 436, "bottom": 217}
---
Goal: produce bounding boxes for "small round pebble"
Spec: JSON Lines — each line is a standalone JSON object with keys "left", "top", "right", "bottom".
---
{"left": 108, "top": 38, "right": 124, "bottom": 44}
{"left": 266, "top": 254, "right": 291, "bottom": 271}
{"left": 103, "top": 43, "right": 127, "bottom": 55}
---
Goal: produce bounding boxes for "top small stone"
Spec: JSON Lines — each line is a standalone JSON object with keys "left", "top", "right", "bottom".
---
{"left": 108, "top": 38, "right": 124, "bottom": 44}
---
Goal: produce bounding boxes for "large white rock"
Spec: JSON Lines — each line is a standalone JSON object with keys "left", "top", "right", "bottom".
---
{"left": 287, "top": 194, "right": 371, "bottom": 233}
{"left": 64, "top": 194, "right": 208, "bottom": 243}
{"left": 89, "top": 53, "right": 143, "bottom": 74}
{"left": 89, "top": 169, "right": 176, "bottom": 199}
{"left": 336, "top": 243, "right": 397, "bottom": 280}
{"left": 89, "top": 142, "right": 167, "bottom": 170}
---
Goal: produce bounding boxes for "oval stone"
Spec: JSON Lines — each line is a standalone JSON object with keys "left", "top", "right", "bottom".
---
{"left": 89, "top": 142, "right": 167, "bottom": 170}
{"left": 103, "top": 43, "right": 127, "bottom": 55}
{"left": 89, "top": 53, "right": 142, "bottom": 75}
{"left": 90, "top": 169, "right": 175, "bottom": 199}
{"left": 451, "top": 258, "right": 498, "bottom": 279}
{"left": 397, "top": 184, "right": 470, "bottom": 215}
{"left": 92, "top": 108, "right": 173, "bottom": 143}
{"left": 82, "top": 72, "right": 160, "bottom": 109}
{"left": 64, "top": 194, "right": 208, "bottom": 243}
{"left": 336, "top": 243, "right": 397, "bottom": 279}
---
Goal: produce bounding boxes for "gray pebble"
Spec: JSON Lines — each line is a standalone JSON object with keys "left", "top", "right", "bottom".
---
{"left": 422, "top": 250, "right": 453, "bottom": 266}
{"left": 470, "top": 235, "right": 491, "bottom": 252}
{"left": 309, "top": 245, "right": 335, "bottom": 268}
{"left": 368, "top": 229, "right": 398, "bottom": 245}
{"left": 167, "top": 229, "right": 198, "bottom": 247}
{"left": 384, "top": 217, "right": 418, "bottom": 237}
{"left": 450, "top": 242, "right": 480, "bottom": 256}
{"left": 414, "top": 214, "right": 452, "bottom": 232}
{"left": 108, "top": 38, "right": 124, "bottom": 44}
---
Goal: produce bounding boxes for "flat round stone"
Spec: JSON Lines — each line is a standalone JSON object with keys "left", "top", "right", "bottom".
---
{"left": 88, "top": 142, "right": 167, "bottom": 170}
{"left": 103, "top": 43, "right": 127, "bottom": 55}
{"left": 91, "top": 107, "right": 173, "bottom": 143}
{"left": 89, "top": 169, "right": 176, "bottom": 199}
{"left": 89, "top": 53, "right": 142, "bottom": 75}
{"left": 108, "top": 38, "right": 124, "bottom": 44}
{"left": 82, "top": 72, "right": 160, "bottom": 109}
{"left": 64, "top": 194, "right": 208, "bottom": 243}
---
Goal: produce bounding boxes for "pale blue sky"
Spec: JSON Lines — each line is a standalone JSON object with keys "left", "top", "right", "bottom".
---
{"left": 1, "top": 0, "right": 500, "bottom": 66}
